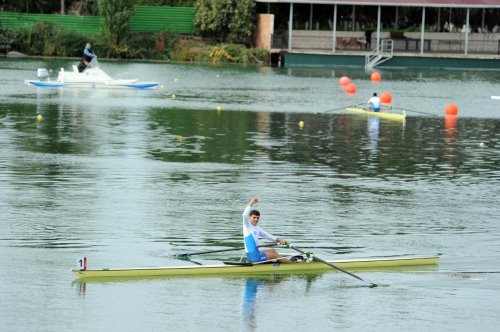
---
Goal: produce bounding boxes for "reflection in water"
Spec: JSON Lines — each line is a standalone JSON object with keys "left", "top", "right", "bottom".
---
{"left": 368, "top": 116, "right": 380, "bottom": 158}
{"left": 444, "top": 114, "right": 458, "bottom": 172}
{"left": 241, "top": 275, "right": 319, "bottom": 332}
{"left": 241, "top": 278, "right": 262, "bottom": 332}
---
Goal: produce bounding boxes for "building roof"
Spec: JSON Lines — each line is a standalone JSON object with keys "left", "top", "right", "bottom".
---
{"left": 256, "top": 0, "right": 500, "bottom": 8}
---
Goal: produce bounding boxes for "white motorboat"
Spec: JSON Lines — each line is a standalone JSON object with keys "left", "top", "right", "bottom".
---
{"left": 25, "top": 58, "right": 159, "bottom": 89}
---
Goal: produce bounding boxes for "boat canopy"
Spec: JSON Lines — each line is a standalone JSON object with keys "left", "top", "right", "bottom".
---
{"left": 256, "top": 0, "right": 500, "bottom": 8}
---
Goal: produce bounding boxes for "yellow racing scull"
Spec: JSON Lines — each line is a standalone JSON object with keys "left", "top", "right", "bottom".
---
{"left": 346, "top": 107, "right": 406, "bottom": 121}
{"left": 72, "top": 255, "right": 439, "bottom": 279}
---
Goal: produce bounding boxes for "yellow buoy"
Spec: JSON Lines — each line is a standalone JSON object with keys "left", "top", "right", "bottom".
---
{"left": 171, "top": 94, "right": 176, "bottom": 99}
{"left": 177, "top": 135, "right": 183, "bottom": 141}
{"left": 216, "top": 105, "right": 222, "bottom": 112}
{"left": 37, "top": 114, "right": 43, "bottom": 122}
{"left": 299, "top": 121, "right": 304, "bottom": 128}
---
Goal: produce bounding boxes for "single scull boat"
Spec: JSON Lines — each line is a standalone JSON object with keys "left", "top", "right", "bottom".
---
{"left": 346, "top": 107, "right": 406, "bottom": 121}
{"left": 72, "top": 255, "right": 439, "bottom": 279}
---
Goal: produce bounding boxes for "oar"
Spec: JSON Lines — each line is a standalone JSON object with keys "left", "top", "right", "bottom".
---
{"left": 290, "top": 245, "right": 378, "bottom": 288}
{"left": 387, "top": 106, "right": 438, "bottom": 117}
{"left": 325, "top": 104, "right": 359, "bottom": 113}
{"left": 175, "top": 243, "right": 277, "bottom": 259}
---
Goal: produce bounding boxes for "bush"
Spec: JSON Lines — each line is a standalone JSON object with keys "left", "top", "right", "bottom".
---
{"left": 0, "top": 27, "right": 18, "bottom": 54}
{"left": 58, "top": 33, "right": 89, "bottom": 57}
{"left": 12, "top": 22, "right": 89, "bottom": 57}
{"left": 205, "top": 43, "right": 268, "bottom": 64}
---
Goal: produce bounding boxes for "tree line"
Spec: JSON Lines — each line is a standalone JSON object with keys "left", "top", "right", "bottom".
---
{"left": 0, "top": 0, "right": 268, "bottom": 64}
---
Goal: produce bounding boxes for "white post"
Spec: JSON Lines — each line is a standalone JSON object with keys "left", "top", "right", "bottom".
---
{"left": 352, "top": 5, "right": 356, "bottom": 31}
{"left": 332, "top": 4, "right": 337, "bottom": 52}
{"left": 310, "top": 4, "right": 313, "bottom": 30}
{"left": 288, "top": 3, "right": 293, "bottom": 52}
{"left": 437, "top": 8, "right": 441, "bottom": 32}
{"left": 376, "top": 6, "right": 381, "bottom": 50}
{"left": 465, "top": 8, "right": 470, "bottom": 55}
{"left": 482, "top": 8, "right": 485, "bottom": 31}
{"left": 420, "top": 7, "right": 426, "bottom": 54}
{"left": 395, "top": 6, "right": 399, "bottom": 30}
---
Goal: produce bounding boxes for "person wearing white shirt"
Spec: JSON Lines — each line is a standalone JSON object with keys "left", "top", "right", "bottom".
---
{"left": 242, "top": 197, "right": 291, "bottom": 263}
{"left": 368, "top": 92, "right": 381, "bottom": 112}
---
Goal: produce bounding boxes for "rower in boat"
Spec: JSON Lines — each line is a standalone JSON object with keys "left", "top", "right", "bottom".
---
{"left": 368, "top": 92, "right": 381, "bottom": 112}
{"left": 243, "top": 197, "right": 292, "bottom": 263}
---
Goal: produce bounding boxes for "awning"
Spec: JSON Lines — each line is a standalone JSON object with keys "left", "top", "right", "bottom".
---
{"left": 256, "top": 0, "right": 500, "bottom": 8}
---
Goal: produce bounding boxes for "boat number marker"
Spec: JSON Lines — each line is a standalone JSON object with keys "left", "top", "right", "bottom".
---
{"left": 76, "top": 257, "right": 87, "bottom": 271}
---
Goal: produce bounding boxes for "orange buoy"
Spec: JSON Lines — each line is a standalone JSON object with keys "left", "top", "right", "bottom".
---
{"left": 445, "top": 103, "right": 458, "bottom": 115}
{"left": 370, "top": 71, "right": 381, "bottom": 82}
{"left": 345, "top": 83, "right": 357, "bottom": 94}
{"left": 380, "top": 91, "right": 392, "bottom": 105}
{"left": 339, "top": 76, "right": 350, "bottom": 87}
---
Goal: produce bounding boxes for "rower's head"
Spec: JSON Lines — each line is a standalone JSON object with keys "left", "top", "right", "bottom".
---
{"left": 249, "top": 210, "right": 260, "bottom": 225}
{"left": 373, "top": 92, "right": 377, "bottom": 97}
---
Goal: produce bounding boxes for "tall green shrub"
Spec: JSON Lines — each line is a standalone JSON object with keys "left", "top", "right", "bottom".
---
{"left": 97, "top": 0, "right": 134, "bottom": 48}
{"left": 194, "top": 0, "right": 256, "bottom": 46}
{"left": 0, "top": 27, "right": 17, "bottom": 54}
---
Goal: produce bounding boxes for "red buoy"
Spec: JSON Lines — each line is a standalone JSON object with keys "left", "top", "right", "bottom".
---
{"left": 339, "top": 76, "right": 350, "bottom": 87}
{"left": 380, "top": 91, "right": 392, "bottom": 105}
{"left": 370, "top": 71, "right": 381, "bottom": 82}
{"left": 445, "top": 103, "right": 458, "bottom": 115}
{"left": 345, "top": 83, "right": 357, "bottom": 94}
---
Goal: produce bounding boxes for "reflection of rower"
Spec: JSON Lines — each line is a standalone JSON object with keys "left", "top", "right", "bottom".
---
{"left": 241, "top": 275, "right": 320, "bottom": 331}
{"left": 368, "top": 116, "right": 380, "bottom": 156}
{"left": 241, "top": 278, "right": 263, "bottom": 331}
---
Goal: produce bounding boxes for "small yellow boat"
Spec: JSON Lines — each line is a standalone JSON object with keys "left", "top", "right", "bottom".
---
{"left": 72, "top": 255, "right": 439, "bottom": 279}
{"left": 346, "top": 107, "right": 406, "bottom": 121}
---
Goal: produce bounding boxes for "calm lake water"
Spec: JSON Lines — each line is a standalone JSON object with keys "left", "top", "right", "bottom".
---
{"left": 1, "top": 57, "right": 499, "bottom": 331}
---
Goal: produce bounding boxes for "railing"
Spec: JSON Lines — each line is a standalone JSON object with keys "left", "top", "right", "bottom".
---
{"left": 270, "top": 30, "right": 500, "bottom": 56}
{"left": 365, "top": 39, "right": 393, "bottom": 69}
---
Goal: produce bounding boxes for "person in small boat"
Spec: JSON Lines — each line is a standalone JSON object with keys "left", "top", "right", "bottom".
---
{"left": 77, "top": 58, "right": 87, "bottom": 73}
{"left": 368, "top": 92, "right": 381, "bottom": 112}
{"left": 83, "top": 42, "right": 96, "bottom": 66}
{"left": 242, "top": 197, "right": 292, "bottom": 263}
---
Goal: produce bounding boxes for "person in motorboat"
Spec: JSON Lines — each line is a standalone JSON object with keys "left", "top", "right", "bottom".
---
{"left": 77, "top": 58, "right": 87, "bottom": 73}
{"left": 242, "top": 197, "right": 293, "bottom": 263}
{"left": 83, "top": 42, "right": 96, "bottom": 66}
{"left": 368, "top": 92, "right": 381, "bottom": 112}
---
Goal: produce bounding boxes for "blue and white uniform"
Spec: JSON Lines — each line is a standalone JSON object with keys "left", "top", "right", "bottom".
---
{"left": 368, "top": 96, "right": 381, "bottom": 112}
{"left": 242, "top": 205, "right": 277, "bottom": 262}
{"left": 83, "top": 47, "right": 96, "bottom": 63}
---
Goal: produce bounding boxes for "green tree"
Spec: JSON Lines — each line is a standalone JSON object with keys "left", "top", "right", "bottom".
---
{"left": 194, "top": 0, "right": 256, "bottom": 46}
{"left": 97, "top": 0, "right": 134, "bottom": 47}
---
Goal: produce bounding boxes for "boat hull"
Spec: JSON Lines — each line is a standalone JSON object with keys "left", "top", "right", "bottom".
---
{"left": 72, "top": 255, "right": 439, "bottom": 279}
{"left": 346, "top": 107, "right": 406, "bottom": 121}
{"left": 25, "top": 80, "right": 158, "bottom": 89}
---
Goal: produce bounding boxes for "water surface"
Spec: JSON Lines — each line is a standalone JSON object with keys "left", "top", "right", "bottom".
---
{"left": 1, "top": 58, "right": 499, "bottom": 331}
